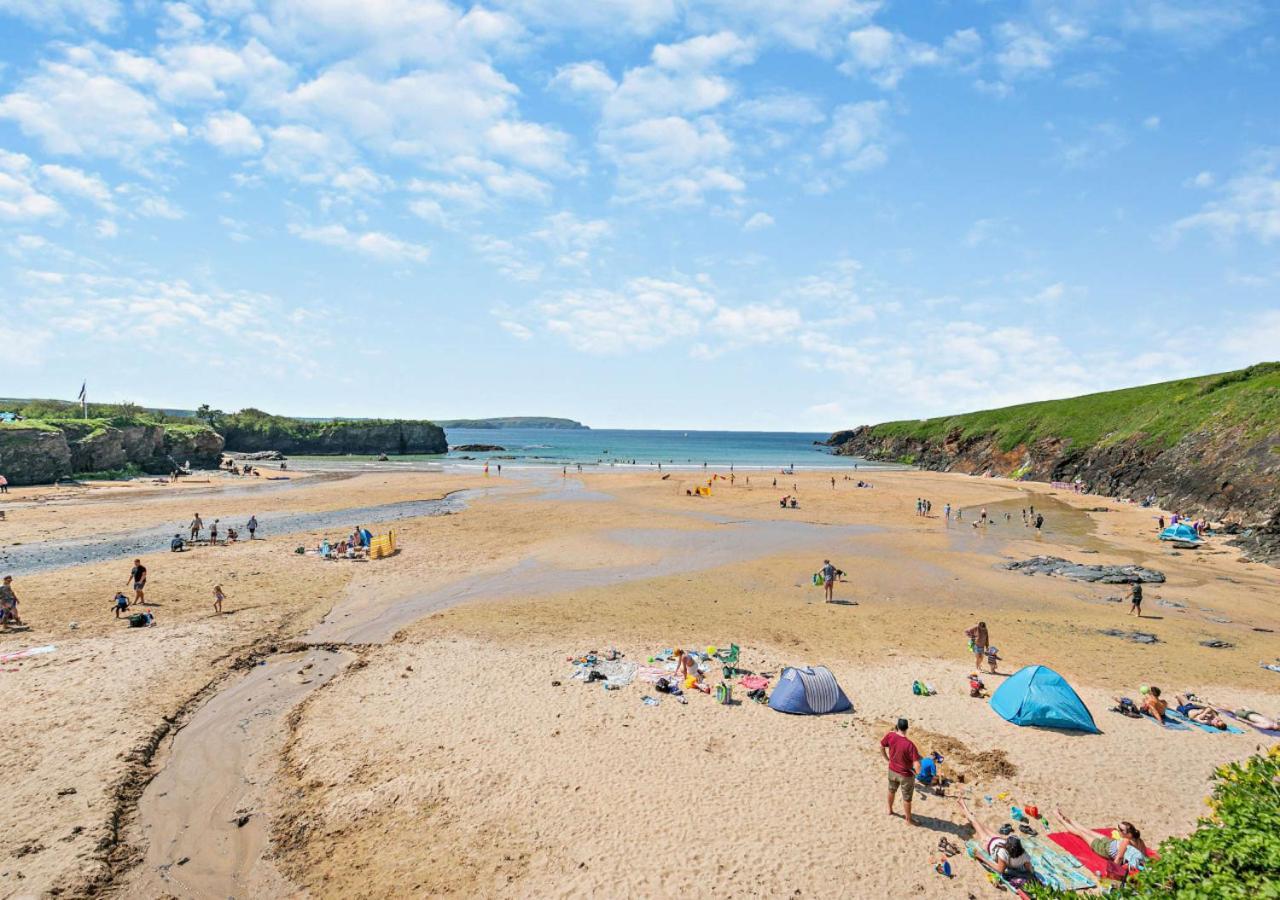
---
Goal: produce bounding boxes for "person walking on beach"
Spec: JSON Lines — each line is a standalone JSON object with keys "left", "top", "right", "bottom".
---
{"left": 190, "top": 513, "right": 203, "bottom": 542}
{"left": 966, "top": 621, "right": 990, "bottom": 672}
{"left": 127, "top": 559, "right": 147, "bottom": 606}
{"left": 1034, "top": 513, "right": 1044, "bottom": 532}
{"left": 213, "top": 584, "right": 225, "bottom": 615}
{"left": 944, "top": 503, "right": 951, "bottom": 520}
{"left": 0, "top": 473, "right": 8, "bottom": 494}
{"left": 0, "top": 575, "right": 22, "bottom": 628}
{"left": 209, "top": 519, "right": 220, "bottom": 545}
{"left": 1128, "top": 582, "right": 1143, "bottom": 617}
{"left": 247, "top": 515, "right": 258, "bottom": 539}
{"left": 880, "top": 718, "right": 921, "bottom": 826}
{"left": 821, "top": 559, "right": 837, "bottom": 602}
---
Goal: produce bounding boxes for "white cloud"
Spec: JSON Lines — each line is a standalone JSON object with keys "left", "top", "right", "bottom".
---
{"left": 548, "top": 61, "right": 617, "bottom": 101}
{"left": 600, "top": 115, "right": 744, "bottom": 206}
{"left": 1189, "top": 170, "right": 1215, "bottom": 188}
{"left": 820, "top": 101, "right": 890, "bottom": 171}
{"left": 95, "top": 218, "right": 118, "bottom": 238}
{"left": 199, "top": 110, "right": 263, "bottom": 155}
{"left": 537, "top": 277, "right": 714, "bottom": 353}
{"left": 0, "top": 152, "right": 62, "bottom": 221}
{"left": 289, "top": 222, "right": 431, "bottom": 262}
{"left": 1142, "top": 114, "right": 1161, "bottom": 130}
{"left": 742, "top": 211, "right": 774, "bottom": 231}
{"left": 840, "top": 25, "right": 980, "bottom": 88}
{"left": 38, "top": 163, "right": 114, "bottom": 208}
{"left": 0, "top": 0, "right": 120, "bottom": 32}
{"left": 0, "top": 56, "right": 183, "bottom": 164}
{"left": 533, "top": 211, "right": 612, "bottom": 267}
{"left": 1172, "top": 151, "right": 1280, "bottom": 244}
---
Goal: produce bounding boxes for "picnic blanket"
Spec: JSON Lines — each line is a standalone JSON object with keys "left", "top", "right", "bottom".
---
{"left": 1165, "top": 708, "right": 1244, "bottom": 734}
{"left": 1222, "top": 710, "right": 1280, "bottom": 738}
{"left": 572, "top": 659, "right": 637, "bottom": 686}
{"left": 965, "top": 841, "right": 1031, "bottom": 899}
{"left": 636, "top": 665, "right": 674, "bottom": 684}
{"left": 0, "top": 644, "right": 55, "bottom": 664}
{"left": 1022, "top": 835, "right": 1097, "bottom": 891}
{"left": 1048, "top": 829, "right": 1158, "bottom": 880}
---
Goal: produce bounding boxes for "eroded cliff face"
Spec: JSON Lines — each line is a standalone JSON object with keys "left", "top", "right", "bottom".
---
{"left": 828, "top": 425, "right": 1280, "bottom": 530}
{"left": 0, "top": 424, "right": 225, "bottom": 485}
{"left": 221, "top": 421, "right": 446, "bottom": 455}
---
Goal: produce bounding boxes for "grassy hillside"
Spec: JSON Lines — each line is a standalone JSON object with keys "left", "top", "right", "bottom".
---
{"left": 859, "top": 362, "right": 1280, "bottom": 453}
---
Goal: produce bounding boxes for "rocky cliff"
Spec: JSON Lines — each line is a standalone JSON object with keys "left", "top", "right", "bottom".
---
{"left": 0, "top": 421, "right": 224, "bottom": 485}
{"left": 827, "top": 364, "right": 1280, "bottom": 560}
{"left": 220, "top": 420, "right": 447, "bottom": 455}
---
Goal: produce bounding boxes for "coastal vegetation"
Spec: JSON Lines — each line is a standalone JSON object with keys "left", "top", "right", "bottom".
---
{"left": 828, "top": 364, "right": 1280, "bottom": 552}
{"left": 198, "top": 407, "right": 447, "bottom": 455}
{"left": 845, "top": 363, "right": 1280, "bottom": 454}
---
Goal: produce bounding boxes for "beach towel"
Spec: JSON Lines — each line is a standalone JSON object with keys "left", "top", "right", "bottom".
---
{"left": 1048, "top": 829, "right": 1158, "bottom": 880}
{"left": 738, "top": 674, "right": 769, "bottom": 691}
{"left": 636, "top": 665, "right": 673, "bottom": 684}
{"left": 1165, "top": 708, "right": 1244, "bottom": 734}
{"left": 1021, "top": 836, "right": 1097, "bottom": 891}
{"left": 593, "top": 660, "right": 637, "bottom": 686}
{"left": 0, "top": 644, "right": 55, "bottom": 664}
{"left": 1141, "top": 710, "right": 1189, "bottom": 730}
{"left": 1221, "top": 710, "right": 1280, "bottom": 738}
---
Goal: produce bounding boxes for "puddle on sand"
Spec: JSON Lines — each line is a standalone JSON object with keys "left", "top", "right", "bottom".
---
{"left": 943, "top": 494, "right": 1108, "bottom": 556}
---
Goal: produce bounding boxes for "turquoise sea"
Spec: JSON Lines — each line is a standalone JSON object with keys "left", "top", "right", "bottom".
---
{"left": 290, "top": 427, "right": 885, "bottom": 470}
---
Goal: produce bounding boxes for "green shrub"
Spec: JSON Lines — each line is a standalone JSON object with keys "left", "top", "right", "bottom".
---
{"left": 1031, "top": 747, "right": 1280, "bottom": 899}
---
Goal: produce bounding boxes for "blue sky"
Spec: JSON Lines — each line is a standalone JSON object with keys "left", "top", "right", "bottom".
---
{"left": 0, "top": 0, "right": 1277, "bottom": 430}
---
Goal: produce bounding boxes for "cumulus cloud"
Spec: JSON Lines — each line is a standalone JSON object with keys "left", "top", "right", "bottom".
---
{"left": 289, "top": 222, "right": 431, "bottom": 262}
{"left": 199, "top": 110, "right": 263, "bottom": 155}
{"left": 0, "top": 152, "right": 62, "bottom": 221}
{"left": 742, "top": 211, "right": 774, "bottom": 231}
{"left": 0, "top": 0, "right": 121, "bottom": 32}
{"left": 820, "top": 101, "right": 890, "bottom": 171}
{"left": 1173, "top": 151, "right": 1280, "bottom": 244}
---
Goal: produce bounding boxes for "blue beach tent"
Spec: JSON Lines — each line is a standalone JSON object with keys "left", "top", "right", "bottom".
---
{"left": 769, "top": 665, "right": 853, "bottom": 715}
{"left": 990, "top": 665, "right": 1099, "bottom": 733}
{"left": 1159, "top": 523, "right": 1200, "bottom": 542}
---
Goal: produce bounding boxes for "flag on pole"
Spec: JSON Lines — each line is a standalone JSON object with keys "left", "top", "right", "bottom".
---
{"left": 78, "top": 382, "right": 86, "bottom": 401}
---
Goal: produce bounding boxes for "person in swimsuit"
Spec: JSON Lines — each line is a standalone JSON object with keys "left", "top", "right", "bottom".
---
{"left": 213, "top": 584, "right": 225, "bottom": 615}
{"left": 965, "top": 622, "right": 991, "bottom": 672}
{"left": 958, "top": 797, "right": 1034, "bottom": 878}
{"left": 1172, "top": 694, "right": 1227, "bottom": 729}
{"left": 1129, "top": 582, "right": 1143, "bottom": 617}
{"left": 1054, "top": 810, "right": 1148, "bottom": 871}
{"left": 190, "top": 513, "right": 203, "bottom": 541}
{"left": 0, "top": 575, "right": 22, "bottom": 628}
{"left": 126, "top": 559, "right": 147, "bottom": 605}
{"left": 1141, "top": 685, "right": 1168, "bottom": 723}
{"left": 247, "top": 515, "right": 258, "bottom": 539}
{"left": 209, "top": 519, "right": 220, "bottom": 545}
{"left": 821, "top": 559, "right": 837, "bottom": 602}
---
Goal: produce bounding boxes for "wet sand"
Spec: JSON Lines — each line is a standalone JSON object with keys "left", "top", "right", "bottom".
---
{"left": 0, "top": 467, "right": 1275, "bottom": 897}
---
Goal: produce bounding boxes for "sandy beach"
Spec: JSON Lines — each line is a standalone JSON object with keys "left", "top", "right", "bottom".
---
{"left": 0, "top": 466, "right": 1276, "bottom": 898}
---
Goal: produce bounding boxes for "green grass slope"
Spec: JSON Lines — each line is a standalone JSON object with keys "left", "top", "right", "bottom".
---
{"left": 860, "top": 362, "right": 1280, "bottom": 453}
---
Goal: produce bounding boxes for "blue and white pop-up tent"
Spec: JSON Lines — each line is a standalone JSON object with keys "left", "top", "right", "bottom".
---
{"left": 769, "top": 665, "right": 853, "bottom": 715}
{"left": 990, "top": 665, "right": 1099, "bottom": 733}
{"left": 1159, "top": 522, "right": 1200, "bottom": 542}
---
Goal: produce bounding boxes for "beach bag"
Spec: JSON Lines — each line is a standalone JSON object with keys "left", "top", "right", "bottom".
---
{"left": 716, "top": 683, "right": 732, "bottom": 705}
{"left": 1114, "top": 697, "right": 1142, "bottom": 718}
{"left": 655, "top": 677, "right": 672, "bottom": 694}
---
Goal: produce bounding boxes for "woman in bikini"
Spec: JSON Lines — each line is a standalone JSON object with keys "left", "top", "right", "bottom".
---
{"left": 1054, "top": 809, "right": 1148, "bottom": 871}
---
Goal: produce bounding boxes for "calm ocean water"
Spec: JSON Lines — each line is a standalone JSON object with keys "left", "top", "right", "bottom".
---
{"left": 290, "top": 427, "right": 884, "bottom": 470}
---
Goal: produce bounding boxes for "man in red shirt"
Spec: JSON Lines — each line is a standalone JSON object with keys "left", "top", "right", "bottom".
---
{"left": 880, "top": 717, "right": 922, "bottom": 825}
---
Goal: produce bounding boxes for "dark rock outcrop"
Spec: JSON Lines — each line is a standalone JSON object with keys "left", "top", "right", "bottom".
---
{"left": 0, "top": 427, "right": 73, "bottom": 484}
{"left": 221, "top": 421, "right": 446, "bottom": 456}
{"left": 451, "top": 444, "right": 505, "bottom": 452}
{"left": 1003, "top": 556, "right": 1165, "bottom": 583}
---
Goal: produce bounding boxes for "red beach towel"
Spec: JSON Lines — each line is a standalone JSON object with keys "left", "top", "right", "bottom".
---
{"left": 1048, "top": 829, "right": 1158, "bottom": 879}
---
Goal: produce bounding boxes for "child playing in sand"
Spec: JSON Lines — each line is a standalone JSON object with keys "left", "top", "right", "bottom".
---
{"left": 0, "top": 575, "right": 22, "bottom": 629}
{"left": 113, "top": 592, "right": 130, "bottom": 618}
{"left": 213, "top": 585, "right": 225, "bottom": 615}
